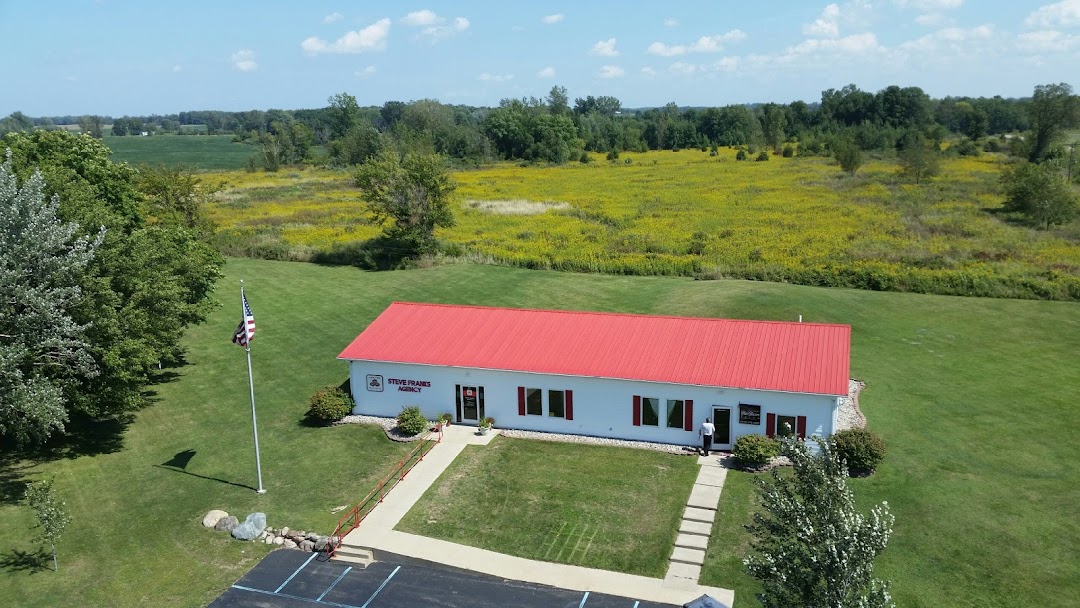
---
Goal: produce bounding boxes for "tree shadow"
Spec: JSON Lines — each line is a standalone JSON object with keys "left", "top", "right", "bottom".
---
{"left": 309, "top": 235, "right": 417, "bottom": 270}
{"left": 0, "top": 454, "right": 34, "bottom": 506}
{"left": 7, "top": 413, "right": 132, "bottom": 464}
{"left": 154, "top": 449, "right": 256, "bottom": 491}
{"left": 0, "top": 546, "right": 51, "bottom": 574}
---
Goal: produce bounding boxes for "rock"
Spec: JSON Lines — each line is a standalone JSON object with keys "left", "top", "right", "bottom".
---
{"left": 280, "top": 526, "right": 290, "bottom": 537}
{"left": 306, "top": 532, "right": 319, "bottom": 542}
{"left": 283, "top": 539, "right": 297, "bottom": 549}
{"left": 273, "top": 536, "right": 284, "bottom": 545}
{"left": 314, "top": 537, "right": 329, "bottom": 552}
{"left": 264, "top": 535, "right": 275, "bottom": 545}
{"left": 214, "top": 515, "right": 240, "bottom": 532}
{"left": 299, "top": 539, "right": 315, "bottom": 552}
{"left": 230, "top": 512, "right": 268, "bottom": 541}
{"left": 202, "top": 510, "right": 229, "bottom": 528}
{"left": 297, "top": 531, "right": 307, "bottom": 539}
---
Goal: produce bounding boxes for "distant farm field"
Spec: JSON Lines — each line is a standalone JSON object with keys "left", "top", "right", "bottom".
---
{"left": 205, "top": 150, "right": 1080, "bottom": 300}
{"left": 104, "top": 134, "right": 255, "bottom": 170}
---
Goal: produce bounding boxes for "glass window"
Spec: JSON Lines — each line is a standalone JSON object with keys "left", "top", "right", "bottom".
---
{"left": 642, "top": 397, "right": 660, "bottom": 426}
{"left": 548, "top": 390, "right": 565, "bottom": 418}
{"left": 666, "top": 400, "right": 684, "bottom": 429}
{"left": 526, "top": 388, "right": 542, "bottom": 416}
{"left": 777, "top": 415, "right": 797, "bottom": 437}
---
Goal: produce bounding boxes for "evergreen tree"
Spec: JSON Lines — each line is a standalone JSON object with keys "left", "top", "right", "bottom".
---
{"left": 745, "top": 437, "right": 895, "bottom": 608}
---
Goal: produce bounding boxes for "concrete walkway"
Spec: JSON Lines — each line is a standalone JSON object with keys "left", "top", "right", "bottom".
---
{"left": 338, "top": 426, "right": 736, "bottom": 607}
{"left": 664, "top": 454, "right": 730, "bottom": 589}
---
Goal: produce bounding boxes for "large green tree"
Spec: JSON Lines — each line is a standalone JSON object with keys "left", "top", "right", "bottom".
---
{"left": 3, "top": 130, "right": 223, "bottom": 428}
{"left": 1028, "top": 83, "right": 1080, "bottom": 163}
{"left": 354, "top": 149, "right": 456, "bottom": 254}
{"left": 1001, "top": 161, "right": 1079, "bottom": 229}
{"left": 745, "top": 437, "right": 895, "bottom": 608}
{"left": 0, "top": 154, "right": 101, "bottom": 445}
{"left": 897, "top": 131, "right": 941, "bottom": 184}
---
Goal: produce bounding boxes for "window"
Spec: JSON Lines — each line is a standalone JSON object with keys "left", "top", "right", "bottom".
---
{"left": 548, "top": 390, "right": 565, "bottom": 418}
{"left": 642, "top": 397, "right": 660, "bottom": 426}
{"left": 526, "top": 388, "right": 542, "bottom": 416}
{"left": 739, "top": 404, "right": 761, "bottom": 425}
{"left": 777, "top": 415, "right": 797, "bottom": 437}
{"left": 666, "top": 399, "right": 684, "bottom": 429}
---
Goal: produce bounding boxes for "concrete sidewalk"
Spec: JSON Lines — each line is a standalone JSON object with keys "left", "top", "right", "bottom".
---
{"left": 340, "top": 426, "right": 736, "bottom": 607}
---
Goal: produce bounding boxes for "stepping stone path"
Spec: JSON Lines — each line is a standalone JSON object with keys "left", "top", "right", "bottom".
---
{"left": 663, "top": 454, "right": 730, "bottom": 590}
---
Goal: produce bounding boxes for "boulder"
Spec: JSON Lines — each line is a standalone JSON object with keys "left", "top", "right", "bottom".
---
{"left": 202, "top": 510, "right": 229, "bottom": 528}
{"left": 283, "top": 539, "right": 298, "bottom": 549}
{"left": 298, "top": 539, "right": 315, "bottom": 552}
{"left": 314, "top": 537, "right": 329, "bottom": 552}
{"left": 273, "top": 536, "right": 284, "bottom": 545}
{"left": 230, "top": 512, "right": 267, "bottom": 541}
{"left": 214, "top": 515, "right": 240, "bottom": 532}
{"left": 306, "top": 532, "right": 319, "bottom": 542}
{"left": 280, "top": 526, "right": 290, "bottom": 537}
{"left": 263, "top": 535, "right": 275, "bottom": 545}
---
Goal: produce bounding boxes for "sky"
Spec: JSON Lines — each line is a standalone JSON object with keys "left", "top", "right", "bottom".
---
{"left": 1, "top": 0, "right": 1079, "bottom": 117}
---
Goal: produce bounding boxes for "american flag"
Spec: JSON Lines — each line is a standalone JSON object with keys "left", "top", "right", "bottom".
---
{"left": 232, "top": 292, "right": 256, "bottom": 347}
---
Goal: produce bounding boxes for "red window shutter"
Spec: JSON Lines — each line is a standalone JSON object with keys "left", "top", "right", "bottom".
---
{"left": 684, "top": 400, "right": 693, "bottom": 431}
{"left": 632, "top": 395, "right": 641, "bottom": 426}
{"left": 565, "top": 390, "right": 574, "bottom": 420}
{"left": 517, "top": 386, "right": 525, "bottom": 416}
{"left": 766, "top": 413, "right": 776, "bottom": 437}
{"left": 797, "top": 415, "right": 807, "bottom": 439}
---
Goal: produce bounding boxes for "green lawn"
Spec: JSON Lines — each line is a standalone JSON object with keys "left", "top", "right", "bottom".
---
{"left": 0, "top": 259, "right": 1077, "bottom": 607}
{"left": 103, "top": 134, "right": 255, "bottom": 170}
{"left": 397, "top": 437, "right": 699, "bottom": 577}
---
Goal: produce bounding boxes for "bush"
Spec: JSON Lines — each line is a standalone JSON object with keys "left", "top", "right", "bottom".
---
{"left": 733, "top": 434, "right": 779, "bottom": 468}
{"left": 755, "top": 150, "right": 770, "bottom": 162}
{"left": 306, "top": 386, "right": 354, "bottom": 423}
{"left": 735, "top": 149, "right": 748, "bottom": 161}
{"left": 606, "top": 149, "right": 620, "bottom": 161}
{"left": 396, "top": 406, "right": 429, "bottom": 437}
{"left": 782, "top": 145, "right": 795, "bottom": 158}
{"left": 831, "top": 428, "right": 886, "bottom": 473}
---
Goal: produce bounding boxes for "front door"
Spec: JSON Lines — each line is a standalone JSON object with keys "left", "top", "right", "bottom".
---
{"left": 712, "top": 407, "right": 732, "bottom": 448}
{"left": 456, "top": 385, "right": 485, "bottom": 423}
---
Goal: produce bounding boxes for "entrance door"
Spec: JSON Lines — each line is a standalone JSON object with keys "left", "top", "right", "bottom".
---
{"left": 712, "top": 407, "right": 731, "bottom": 447}
{"left": 457, "top": 385, "right": 484, "bottom": 423}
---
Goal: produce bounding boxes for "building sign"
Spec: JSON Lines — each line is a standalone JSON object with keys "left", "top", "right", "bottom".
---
{"left": 739, "top": 403, "right": 761, "bottom": 425}
{"left": 387, "top": 377, "right": 432, "bottom": 393}
{"left": 366, "top": 375, "right": 383, "bottom": 392}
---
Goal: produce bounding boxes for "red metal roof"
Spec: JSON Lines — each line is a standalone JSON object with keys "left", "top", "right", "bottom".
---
{"left": 338, "top": 302, "right": 851, "bottom": 396}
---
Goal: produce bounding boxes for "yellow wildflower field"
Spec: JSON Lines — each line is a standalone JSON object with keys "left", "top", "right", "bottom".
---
{"left": 205, "top": 150, "right": 1080, "bottom": 300}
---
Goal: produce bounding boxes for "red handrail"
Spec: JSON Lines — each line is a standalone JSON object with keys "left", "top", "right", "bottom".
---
{"left": 326, "top": 428, "right": 441, "bottom": 557}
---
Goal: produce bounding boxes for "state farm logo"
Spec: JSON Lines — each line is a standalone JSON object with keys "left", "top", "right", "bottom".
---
{"left": 366, "top": 375, "right": 384, "bottom": 392}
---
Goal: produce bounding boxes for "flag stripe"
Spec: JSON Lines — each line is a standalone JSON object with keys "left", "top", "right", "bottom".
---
{"left": 232, "top": 292, "right": 256, "bottom": 347}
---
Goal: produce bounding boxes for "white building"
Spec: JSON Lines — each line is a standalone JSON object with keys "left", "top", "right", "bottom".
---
{"left": 339, "top": 302, "right": 851, "bottom": 450}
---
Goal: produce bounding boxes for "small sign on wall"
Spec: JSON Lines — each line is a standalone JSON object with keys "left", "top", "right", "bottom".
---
{"left": 366, "top": 375, "right": 384, "bottom": 392}
{"left": 739, "top": 403, "right": 761, "bottom": 425}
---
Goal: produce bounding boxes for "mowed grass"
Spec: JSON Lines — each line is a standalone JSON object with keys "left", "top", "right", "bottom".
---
{"left": 397, "top": 437, "right": 698, "bottom": 577}
{"left": 0, "top": 259, "right": 1076, "bottom": 607}
{"left": 103, "top": 134, "right": 255, "bottom": 170}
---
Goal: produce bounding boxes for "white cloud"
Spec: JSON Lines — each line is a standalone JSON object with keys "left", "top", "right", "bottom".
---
{"left": 172, "top": 64, "right": 182, "bottom": 73}
{"left": 590, "top": 38, "right": 620, "bottom": 57}
{"left": 230, "top": 49, "right": 257, "bottom": 71}
{"left": 792, "top": 31, "right": 883, "bottom": 54}
{"left": 669, "top": 61, "right": 697, "bottom": 74}
{"left": 402, "top": 9, "right": 438, "bottom": 26}
{"left": 542, "top": 13, "right": 565, "bottom": 24}
{"left": 915, "top": 13, "right": 952, "bottom": 27}
{"left": 1025, "top": 0, "right": 1080, "bottom": 29}
{"left": 1017, "top": 29, "right": 1080, "bottom": 52}
{"left": 537, "top": 66, "right": 556, "bottom": 78}
{"left": 899, "top": 24, "right": 994, "bottom": 52}
{"left": 712, "top": 56, "right": 740, "bottom": 72}
{"left": 302, "top": 18, "right": 391, "bottom": 54}
{"left": 646, "top": 30, "right": 747, "bottom": 56}
{"left": 641, "top": 66, "right": 657, "bottom": 77}
{"left": 65, "top": 75, "right": 79, "bottom": 82}
{"left": 323, "top": 12, "right": 343, "bottom": 24}
{"left": 478, "top": 72, "right": 514, "bottom": 82}
{"left": 804, "top": 3, "right": 841, "bottom": 38}
{"left": 599, "top": 65, "right": 624, "bottom": 78}
{"left": 894, "top": 0, "right": 963, "bottom": 9}
{"left": 354, "top": 66, "right": 376, "bottom": 78}
{"left": 664, "top": 18, "right": 680, "bottom": 27}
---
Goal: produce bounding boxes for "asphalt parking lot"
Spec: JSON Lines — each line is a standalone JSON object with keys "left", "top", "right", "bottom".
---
{"left": 210, "top": 549, "right": 678, "bottom": 608}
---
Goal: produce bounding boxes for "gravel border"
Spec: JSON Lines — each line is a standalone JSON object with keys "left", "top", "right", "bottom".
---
{"left": 338, "top": 378, "right": 868, "bottom": 451}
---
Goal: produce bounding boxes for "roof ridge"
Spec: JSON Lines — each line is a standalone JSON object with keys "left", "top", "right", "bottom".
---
{"left": 388, "top": 301, "right": 851, "bottom": 329}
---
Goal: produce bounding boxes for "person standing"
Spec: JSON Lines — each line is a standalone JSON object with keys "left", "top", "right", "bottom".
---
{"left": 700, "top": 417, "right": 715, "bottom": 456}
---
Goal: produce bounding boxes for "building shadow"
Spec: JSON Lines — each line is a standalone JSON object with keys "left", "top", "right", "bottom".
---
{"left": 0, "top": 546, "right": 51, "bottom": 574}
{"left": 155, "top": 450, "right": 256, "bottom": 491}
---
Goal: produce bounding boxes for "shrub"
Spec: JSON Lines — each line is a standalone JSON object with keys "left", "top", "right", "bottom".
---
{"left": 755, "top": 150, "right": 770, "bottom": 162}
{"left": 735, "top": 149, "right": 748, "bottom": 161}
{"left": 396, "top": 406, "right": 429, "bottom": 436}
{"left": 733, "top": 434, "right": 779, "bottom": 468}
{"left": 831, "top": 428, "right": 886, "bottom": 474}
{"left": 306, "top": 386, "right": 354, "bottom": 423}
{"left": 606, "top": 149, "right": 620, "bottom": 161}
{"left": 782, "top": 145, "right": 795, "bottom": 158}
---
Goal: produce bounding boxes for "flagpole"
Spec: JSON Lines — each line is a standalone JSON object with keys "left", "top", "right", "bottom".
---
{"left": 241, "top": 280, "right": 266, "bottom": 494}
